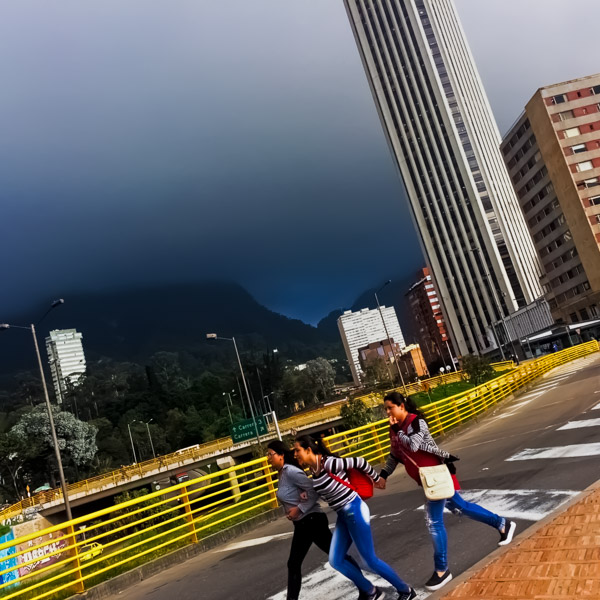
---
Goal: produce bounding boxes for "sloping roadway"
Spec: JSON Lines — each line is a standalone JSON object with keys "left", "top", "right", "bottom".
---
{"left": 103, "top": 353, "right": 600, "bottom": 600}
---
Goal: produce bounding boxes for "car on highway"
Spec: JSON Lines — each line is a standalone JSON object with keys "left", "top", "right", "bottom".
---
{"left": 80, "top": 542, "right": 103, "bottom": 562}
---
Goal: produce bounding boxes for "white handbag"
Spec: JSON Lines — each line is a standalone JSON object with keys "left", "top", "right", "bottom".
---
{"left": 401, "top": 452, "right": 455, "bottom": 501}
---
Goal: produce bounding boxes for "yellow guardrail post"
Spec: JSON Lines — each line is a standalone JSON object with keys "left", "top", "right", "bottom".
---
{"left": 370, "top": 424, "right": 385, "bottom": 462}
{"left": 180, "top": 483, "right": 198, "bottom": 543}
{"left": 263, "top": 460, "right": 279, "bottom": 509}
{"left": 67, "top": 522, "right": 85, "bottom": 594}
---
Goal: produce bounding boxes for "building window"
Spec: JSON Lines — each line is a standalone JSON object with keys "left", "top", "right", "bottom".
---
{"left": 564, "top": 127, "right": 581, "bottom": 138}
{"left": 590, "top": 304, "right": 599, "bottom": 317}
{"left": 569, "top": 313, "right": 578, "bottom": 322}
{"left": 558, "top": 110, "right": 574, "bottom": 121}
{"left": 577, "top": 161, "right": 594, "bottom": 172}
{"left": 552, "top": 94, "right": 567, "bottom": 104}
{"left": 589, "top": 196, "right": 600, "bottom": 206}
{"left": 591, "top": 85, "right": 600, "bottom": 95}
{"left": 571, "top": 143, "right": 587, "bottom": 154}
{"left": 595, "top": 215, "right": 600, "bottom": 224}
{"left": 583, "top": 177, "right": 599, "bottom": 188}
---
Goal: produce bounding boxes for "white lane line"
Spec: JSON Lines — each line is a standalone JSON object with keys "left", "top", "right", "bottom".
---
{"left": 506, "top": 443, "right": 600, "bottom": 461}
{"left": 416, "top": 489, "right": 578, "bottom": 522}
{"left": 558, "top": 418, "right": 600, "bottom": 430}
{"left": 216, "top": 532, "right": 292, "bottom": 551}
{"left": 266, "top": 562, "right": 428, "bottom": 600}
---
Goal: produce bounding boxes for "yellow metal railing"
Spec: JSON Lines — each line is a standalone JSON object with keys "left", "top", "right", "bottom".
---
{"left": 0, "top": 341, "right": 596, "bottom": 599}
{"left": 1, "top": 365, "right": 492, "bottom": 523}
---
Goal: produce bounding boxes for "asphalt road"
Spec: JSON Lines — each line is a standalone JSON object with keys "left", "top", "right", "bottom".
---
{"left": 106, "top": 354, "right": 600, "bottom": 600}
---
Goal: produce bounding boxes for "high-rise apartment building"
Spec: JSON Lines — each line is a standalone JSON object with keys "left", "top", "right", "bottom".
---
{"left": 338, "top": 306, "right": 405, "bottom": 385}
{"left": 501, "top": 74, "right": 600, "bottom": 324}
{"left": 46, "top": 329, "right": 86, "bottom": 403}
{"left": 406, "top": 267, "right": 455, "bottom": 367}
{"left": 343, "top": 0, "right": 548, "bottom": 356}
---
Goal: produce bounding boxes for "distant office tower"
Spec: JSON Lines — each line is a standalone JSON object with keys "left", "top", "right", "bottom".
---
{"left": 46, "top": 329, "right": 86, "bottom": 403}
{"left": 338, "top": 307, "right": 405, "bottom": 385}
{"left": 343, "top": 0, "right": 547, "bottom": 356}
{"left": 406, "top": 267, "right": 455, "bottom": 367}
{"left": 501, "top": 74, "right": 600, "bottom": 324}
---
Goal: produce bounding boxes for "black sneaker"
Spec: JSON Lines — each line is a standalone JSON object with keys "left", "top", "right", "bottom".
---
{"left": 498, "top": 520, "right": 516, "bottom": 546}
{"left": 366, "top": 587, "right": 384, "bottom": 600}
{"left": 425, "top": 570, "right": 452, "bottom": 591}
{"left": 397, "top": 587, "right": 417, "bottom": 600}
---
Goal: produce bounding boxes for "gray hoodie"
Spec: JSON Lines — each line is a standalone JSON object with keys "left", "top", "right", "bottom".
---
{"left": 276, "top": 464, "right": 322, "bottom": 521}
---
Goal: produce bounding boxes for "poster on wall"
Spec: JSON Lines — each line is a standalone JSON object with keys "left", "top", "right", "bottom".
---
{"left": 17, "top": 530, "right": 68, "bottom": 578}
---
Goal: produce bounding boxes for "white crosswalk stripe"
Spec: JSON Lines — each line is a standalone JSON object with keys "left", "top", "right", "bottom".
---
{"left": 506, "top": 442, "right": 600, "bottom": 461}
{"left": 557, "top": 418, "right": 600, "bottom": 430}
{"left": 416, "top": 488, "right": 579, "bottom": 522}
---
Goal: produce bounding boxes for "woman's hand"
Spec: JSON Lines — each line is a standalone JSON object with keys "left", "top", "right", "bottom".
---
{"left": 299, "top": 491, "right": 308, "bottom": 501}
{"left": 374, "top": 478, "right": 386, "bottom": 490}
{"left": 389, "top": 416, "right": 398, "bottom": 426}
{"left": 287, "top": 506, "right": 302, "bottom": 520}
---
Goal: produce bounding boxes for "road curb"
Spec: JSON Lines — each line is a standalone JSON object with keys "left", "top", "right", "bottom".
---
{"left": 426, "top": 477, "right": 600, "bottom": 600}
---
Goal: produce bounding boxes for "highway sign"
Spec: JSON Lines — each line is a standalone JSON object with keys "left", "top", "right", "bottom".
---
{"left": 230, "top": 416, "right": 267, "bottom": 443}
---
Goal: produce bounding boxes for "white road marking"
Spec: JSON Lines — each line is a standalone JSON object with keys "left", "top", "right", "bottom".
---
{"left": 266, "top": 563, "right": 429, "bottom": 600}
{"left": 506, "top": 443, "right": 600, "bottom": 461}
{"left": 216, "top": 532, "right": 292, "bottom": 551}
{"left": 416, "top": 489, "right": 578, "bottom": 522}
{"left": 557, "top": 418, "right": 600, "bottom": 430}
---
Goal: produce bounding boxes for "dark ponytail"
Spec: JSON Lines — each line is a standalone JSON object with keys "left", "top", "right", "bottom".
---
{"left": 384, "top": 391, "right": 427, "bottom": 423}
{"left": 294, "top": 434, "right": 337, "bottom": 457}
{"left": 267, "top": 440, "right": 300, "bottom": 468}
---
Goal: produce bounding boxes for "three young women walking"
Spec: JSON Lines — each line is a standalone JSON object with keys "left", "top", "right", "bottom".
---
{"left": 377, "top": 392, "right": 516, "bottom": 591}
{"left": 293, "top": 435, "right": 416, "bottom": 600}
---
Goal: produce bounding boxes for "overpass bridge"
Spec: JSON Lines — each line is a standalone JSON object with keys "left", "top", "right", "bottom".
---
{"left": 0, "top": 366, "right": 492, "bottom": 523}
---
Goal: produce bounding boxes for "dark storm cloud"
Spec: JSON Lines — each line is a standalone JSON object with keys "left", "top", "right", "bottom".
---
{"left": 2, "top": 1, "right": 597, "bottom": 324}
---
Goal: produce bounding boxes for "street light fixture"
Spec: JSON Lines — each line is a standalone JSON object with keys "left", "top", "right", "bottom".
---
{"left": 206, "top": 333, "right": 261, "bottom": 444}
{"left": 374, "top": 281, "right": 407, "bottom": 394}
{"left": 0, "top": 299, "right": 72, "bottom": 521}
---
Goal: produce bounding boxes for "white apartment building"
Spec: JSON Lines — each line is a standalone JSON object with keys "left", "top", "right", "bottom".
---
{"left": 338, "top": 306, "right": 405, "bottom": 385}
{"left": 46, "top": 329, "right": 86, "bottom": 403}
{"left": 343, "top": 0, "right": 550, "bottom": 356}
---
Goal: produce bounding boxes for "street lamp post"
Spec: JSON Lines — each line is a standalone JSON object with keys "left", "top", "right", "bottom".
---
{"left": 223, "top": 392, "right": 234, "bottom": 424}
{"left": 0, "top": 299, "right": 73, "bottom": 521}
{"left": 133, "top": 419, "right": 156, "bottom": 459}
{"left": 207, "top": 334, "right": 261, "bottom": 445}
{"left": 374, "top": 281, "right": 407, "bottom": 394}
{"left": 127, "top": 422, "right": 137, "bottom": 463}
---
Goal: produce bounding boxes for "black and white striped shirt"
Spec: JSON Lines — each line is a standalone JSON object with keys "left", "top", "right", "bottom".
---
{"left": 311, "top": 455, "right": 379, "bottom": 511}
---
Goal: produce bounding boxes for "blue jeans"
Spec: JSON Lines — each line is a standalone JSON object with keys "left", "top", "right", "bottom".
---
{"left": 426, "top": 491, "right": 505, "bottom": 572}
{"left": 330, "top": 496, "right": 411, "bottom": 594}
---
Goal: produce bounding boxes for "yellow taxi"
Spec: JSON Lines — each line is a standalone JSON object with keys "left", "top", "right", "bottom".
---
{"left": 80, "top": 542, "right": 103, "bottom": 562}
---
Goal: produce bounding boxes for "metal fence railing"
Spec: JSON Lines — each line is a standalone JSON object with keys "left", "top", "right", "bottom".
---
{"left": 1, "top": 363, "right": 503, "bottom": 524}
{"left": 0, "top": 341, "right": 597, "bottom": 600}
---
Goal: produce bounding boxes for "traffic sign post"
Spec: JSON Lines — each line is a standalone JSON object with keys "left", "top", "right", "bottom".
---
{"left": 230, "top": 416, "right": 268, "bottom": 444}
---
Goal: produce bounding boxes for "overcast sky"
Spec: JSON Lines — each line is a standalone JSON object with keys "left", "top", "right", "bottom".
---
{"left": 2, "top": 1, "right": 599, "bottom": 325}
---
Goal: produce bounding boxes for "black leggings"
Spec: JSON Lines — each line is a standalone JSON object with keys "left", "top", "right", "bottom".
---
{"left": 287, "top": 512, "right": 332, "bottom": 600}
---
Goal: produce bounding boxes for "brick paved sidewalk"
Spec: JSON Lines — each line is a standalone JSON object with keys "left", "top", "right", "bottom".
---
{"left": 430, "top": 480, "right": 600, "bottom": 600}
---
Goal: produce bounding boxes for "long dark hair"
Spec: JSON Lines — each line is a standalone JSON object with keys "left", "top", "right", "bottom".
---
{"left": 294, "top": 435, "right": 337, "bottom": 457}
{"left": 267, "top": 440, "right": 300, "bottom": 468}
{"left": 383, "top": 391, "right": 427, "bottom": 423}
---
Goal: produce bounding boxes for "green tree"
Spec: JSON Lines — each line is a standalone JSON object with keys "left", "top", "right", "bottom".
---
{"left": 340, "top": 398, "right": 372, "bottom": 430}
{"left": 11, "top": 405, "right": 98, "bottom": 484}
{"left": 461, "top": 354, "right": 494, "bottom": 385}
{"left": 303, "top": 358, "right": 335, "bottom": 404}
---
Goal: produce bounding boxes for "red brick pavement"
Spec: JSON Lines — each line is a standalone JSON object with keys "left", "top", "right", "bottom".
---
{"left": 431, "top": 481, "right": 600, "bottom": 600}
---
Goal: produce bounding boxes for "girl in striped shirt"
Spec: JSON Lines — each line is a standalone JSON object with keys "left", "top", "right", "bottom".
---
{"left": 293, "top": 435, "right": 415, "bottom": 600}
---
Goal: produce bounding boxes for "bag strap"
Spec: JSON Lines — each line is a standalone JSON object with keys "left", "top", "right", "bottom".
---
{"left": 321, "top": 459, "right": 357, "bottom": 493}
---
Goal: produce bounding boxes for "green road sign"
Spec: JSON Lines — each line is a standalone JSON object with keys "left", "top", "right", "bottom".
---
{"left": 230, "top": 416, "right": 268, "bottom": 444}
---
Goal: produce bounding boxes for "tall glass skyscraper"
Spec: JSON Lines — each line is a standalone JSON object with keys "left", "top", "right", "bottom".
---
{"left": 343, "top": 0, "right": 545, "bottom": 355}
